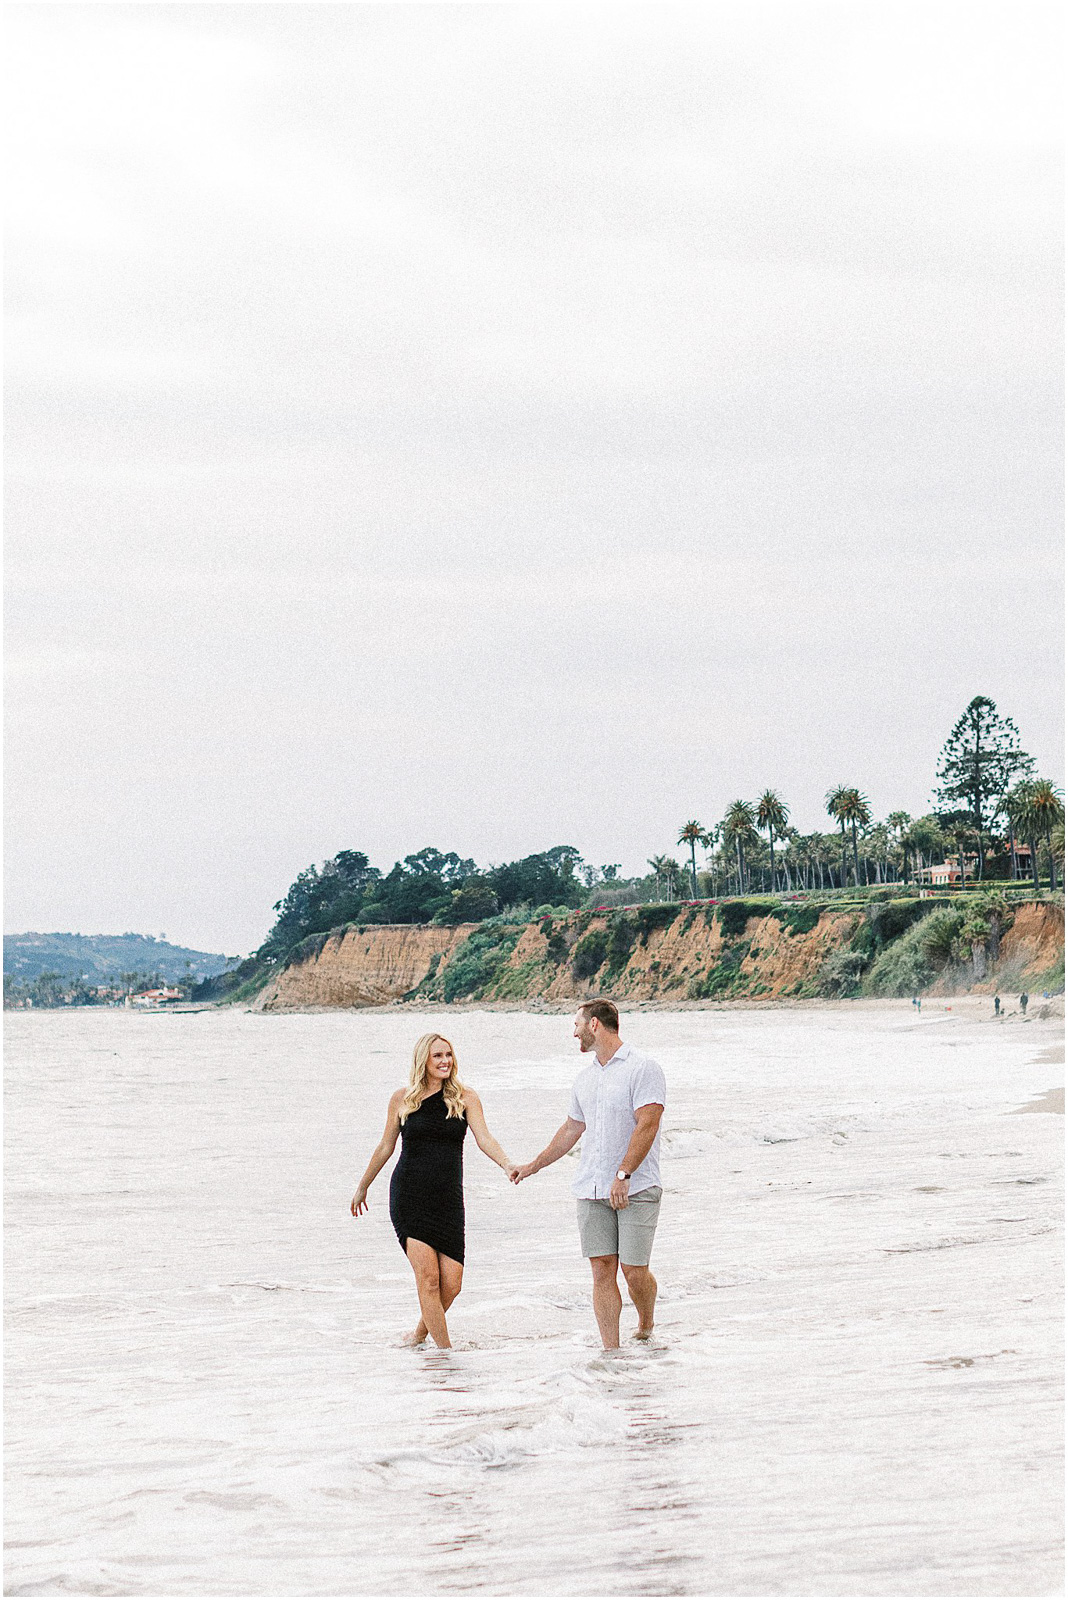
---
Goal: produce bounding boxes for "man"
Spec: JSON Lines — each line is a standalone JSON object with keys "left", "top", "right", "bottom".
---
{"left": 513, "top": 999, "right": 666, "bottom": 1349}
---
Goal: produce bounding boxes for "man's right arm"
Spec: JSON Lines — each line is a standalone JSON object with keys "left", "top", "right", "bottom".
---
{"left": 512, "top": 1117, "right": 584, "bottom": 1183}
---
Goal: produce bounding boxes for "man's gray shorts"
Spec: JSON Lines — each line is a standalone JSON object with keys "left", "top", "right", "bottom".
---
{"left": 576, "top": 1187, "right": 663, "bottom": 1266}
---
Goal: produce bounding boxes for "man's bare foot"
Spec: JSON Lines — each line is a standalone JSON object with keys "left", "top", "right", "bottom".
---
{"left": 632, "top": 1326, "right": 654, "bottom": 1341}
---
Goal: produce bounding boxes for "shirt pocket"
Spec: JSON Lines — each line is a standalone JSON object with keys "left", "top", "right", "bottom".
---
{"left": 603, "top": 1079, "right": 634, "bottom": 1114}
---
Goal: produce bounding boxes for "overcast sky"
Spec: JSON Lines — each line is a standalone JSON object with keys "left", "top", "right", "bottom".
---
{"left": 6, "top": 2, "right": 1063, "bottom": 954}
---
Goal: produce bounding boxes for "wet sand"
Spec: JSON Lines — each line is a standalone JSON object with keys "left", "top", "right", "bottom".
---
{"left": 5, "top": 1001, "right": 1063, "bottom": 1596}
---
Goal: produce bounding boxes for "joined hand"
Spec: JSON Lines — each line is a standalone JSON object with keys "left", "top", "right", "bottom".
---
{"left": 512, "top": 1161, "right": 538, "bottom": 1184}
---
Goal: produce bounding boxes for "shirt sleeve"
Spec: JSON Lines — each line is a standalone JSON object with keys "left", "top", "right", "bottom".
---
{"left": 568, "top": 1084, "right": 585, "bottom": 1123}
{"left": 632, "top": 1058, "right": 666, "bottom": 1110}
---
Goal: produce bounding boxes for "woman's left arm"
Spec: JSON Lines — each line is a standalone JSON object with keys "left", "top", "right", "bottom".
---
{"left": 464, "top": 1090, "right": 518, "bottom": 1179}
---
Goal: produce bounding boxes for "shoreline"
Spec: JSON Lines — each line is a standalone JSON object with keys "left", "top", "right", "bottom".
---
{"left": 241, "top": 992, "right": 1066, "bottom": 1020}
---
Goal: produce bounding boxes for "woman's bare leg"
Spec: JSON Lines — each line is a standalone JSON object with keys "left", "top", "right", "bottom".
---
{"left": 406, "top": 1254, "right": 463, "bottom": 1345}
{"left": 405, "top": 1240, "right": 452, "bottom": 1348}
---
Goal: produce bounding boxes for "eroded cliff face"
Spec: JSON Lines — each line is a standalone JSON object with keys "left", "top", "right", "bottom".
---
{"left": 257, "top": 900, "right": 1063, "bottom": 1011}
{"left": 929, "top": 900, "right": 1065, "bottom": 995}
{"left": 486, "top": 908, "right": 858, "bottom": 1002}
{"left": 257, "top": 923, "right": 478, "bottom": 1010}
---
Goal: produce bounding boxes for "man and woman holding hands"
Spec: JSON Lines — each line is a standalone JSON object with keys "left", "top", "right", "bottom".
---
{"left": 351, "top": 999, "right": 666, "bottom": 1350}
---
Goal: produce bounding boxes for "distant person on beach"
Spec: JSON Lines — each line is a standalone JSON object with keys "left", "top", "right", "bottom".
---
{"left": 513, "top": 1000, "right": 666, "bottom": 1350}
{"left": 350, "top": 1033, "right": 517, "bottom": 1348}
{"left": 994, "top": 995, "right": 1001, "bottom": 1016}
{"left": 1020, "top": 993, "right": 1029, "bottom": 1014}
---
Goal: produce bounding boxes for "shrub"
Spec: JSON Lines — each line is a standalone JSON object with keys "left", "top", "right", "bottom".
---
{"left": 634, "top": 904, "right": 681, "bottom": 940}
{"left": 717, "top": 900, "right": 776, "bottom": 938}
{"left": 919, "top": 908, "right": 965, "bottom": 966}
{"left": 490, "top": 957, "right": 545, "bottom": 1000}
{"left": 865, "top": 897, "right": 945, "bottom": 949}
{"left": 605, "top": 915, "right": 639, "bottom": 973}
{"left": 819, "top": 947, "right": 869, "bottom": 997}
{"left": 286, "top": 931, "right": 333, "bottom": 966}
{"left": 442, "top": 925, "right": 521, "bottom": 1002}
{"left": 864, "top": 935, "right": 934, "bottom": 996}
{"left": 778, "top": 903, "right": 821, "bottom": 936}
{"left": 572, "top": 928, "right": 608, "bottom": 980}
{"left": 695, "top": 939, "right": 752, "bottom": 997}
{"left": 862, "top": 908, "right": 963, "bottom": 996}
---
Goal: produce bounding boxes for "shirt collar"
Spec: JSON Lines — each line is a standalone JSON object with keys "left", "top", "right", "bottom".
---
{"left": 597, "top": 1041, "right": 631, "bottom": 1070}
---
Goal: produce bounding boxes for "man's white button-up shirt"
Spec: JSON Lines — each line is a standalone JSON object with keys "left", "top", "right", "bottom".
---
{"left": 568, "top": 1042, "right": 667, "bottom": 1199}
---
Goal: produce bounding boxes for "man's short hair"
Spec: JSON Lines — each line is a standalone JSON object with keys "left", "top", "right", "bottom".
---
{"left": 579, "top": 999, "right": 619, "bottom": 1032}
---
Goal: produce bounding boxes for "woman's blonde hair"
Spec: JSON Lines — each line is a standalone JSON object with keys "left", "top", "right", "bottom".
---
{"left": 400, "top": 1033, "right": 466, "bottom": 1122}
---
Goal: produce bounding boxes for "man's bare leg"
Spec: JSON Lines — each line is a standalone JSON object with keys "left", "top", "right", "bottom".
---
{"left": 590, "top": 1254, "right": 623, "bottom": 1349}
{"left": 621, "top": 1263, "right": 657, "bottom": 1338}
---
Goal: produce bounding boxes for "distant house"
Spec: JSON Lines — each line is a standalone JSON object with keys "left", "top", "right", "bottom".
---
{"left": 915, "top": 857, "right": 977, "bottom": 886}
{"left": 916, "top": 844, "right": 1035, "bottom": 886}
{"left": 128, "top": 988, "right": 183, "bottom": 1008}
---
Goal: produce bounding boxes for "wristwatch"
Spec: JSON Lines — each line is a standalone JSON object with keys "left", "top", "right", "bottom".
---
{"left": 616, "top": 1168, "right": 630, "bottom": 1182}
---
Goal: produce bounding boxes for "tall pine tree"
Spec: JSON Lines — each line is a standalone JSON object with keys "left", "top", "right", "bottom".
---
{"left": 934, "top": 696, "right": 1032, "bottom": 879}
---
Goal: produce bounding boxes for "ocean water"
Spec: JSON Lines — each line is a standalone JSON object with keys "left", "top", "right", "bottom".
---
{"left": 5, "top": 1003, "right": 1063, "bottom": 1597}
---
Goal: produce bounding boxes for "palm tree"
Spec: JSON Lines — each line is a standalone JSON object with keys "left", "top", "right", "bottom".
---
{"left": 780, "top": 827, "right": 803, "bottom": 891}
{"left": 904, "top": 816, "right": 945, "bottom": 877}
{"left": 887, "top": 811, "right": 912, "bottom": 883}
{"left": 722, "top": 800, "right": 757, "bottom": 894}
{"left": 663, "top": 857, "right": 686, "bottom": 899}
{"left": 702, "top": 823, "right": 722, "bottom": 897}
{"left": 1005, "top": 781, "right": 1041, "bottom": 890}
{"left": 677, "top": 822, "right": 705, "bottom": 899}
{"left": 827, "top": 787, "right": 872, "bottom": 885}
{"left": 997, "top": 792, "right": 1022, "bottom": 880}
{"left": 865, "top": 822, "right": 890, "bottom": 883}
{"left": 825, "top": 786, "right": 852, "bottom": 886}
{"left": 1028, "top": 779, "right": 1065, "bottom": 891}
{"left": 755, "top": 790, "right": 790, "bottom": 893}
{"left": 846, "top": 790, "right": 873, "bottom": 885}
{"left": 807, "top": 833, "right": 831, "bottom": 889}
{"left": 647, "top": 855, "right": 672, "bottom": 901}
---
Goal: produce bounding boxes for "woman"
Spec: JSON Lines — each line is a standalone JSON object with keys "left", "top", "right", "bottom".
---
{"left": 351, "top": 1033, "right": 516, "bottom": 1348}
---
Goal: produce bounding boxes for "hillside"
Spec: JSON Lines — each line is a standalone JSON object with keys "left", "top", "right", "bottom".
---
{"left": 4, "top": 932, "right": 234, "bottom": 985}
{"left": 256, "top": 895, "right": 1064, "bottom": 1011}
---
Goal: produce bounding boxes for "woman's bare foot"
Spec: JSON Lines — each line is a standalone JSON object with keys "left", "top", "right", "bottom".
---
{"left": 401, "top": 1325, "right": 427, "bottom": 1347}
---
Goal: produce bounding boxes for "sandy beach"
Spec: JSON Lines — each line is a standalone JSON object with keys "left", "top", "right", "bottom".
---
{"left": 4, "top": 1000, "right": 1063, "bottom": 1596}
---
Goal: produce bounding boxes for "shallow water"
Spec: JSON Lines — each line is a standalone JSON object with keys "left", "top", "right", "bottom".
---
{"left": 5, "top": 1004, "right": 1063, "bottom": 1596}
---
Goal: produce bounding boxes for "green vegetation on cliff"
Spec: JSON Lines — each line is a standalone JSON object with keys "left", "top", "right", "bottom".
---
{"left": 377, "top": 890, "right": 1060, "bottom": 1008}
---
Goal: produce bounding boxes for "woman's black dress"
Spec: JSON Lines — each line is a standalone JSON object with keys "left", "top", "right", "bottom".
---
{"left": 389, "top": 1091, "right": 468, "bottom": 1264}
